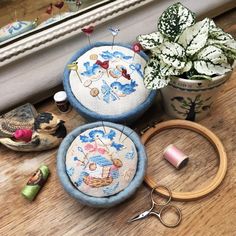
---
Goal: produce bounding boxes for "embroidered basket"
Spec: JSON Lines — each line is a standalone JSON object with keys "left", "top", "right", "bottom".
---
{"left": 63, "top": 42, "right": 157, "bottom": 123}
{"left": 57, "top": 121, "right": 147, "bottom": 208}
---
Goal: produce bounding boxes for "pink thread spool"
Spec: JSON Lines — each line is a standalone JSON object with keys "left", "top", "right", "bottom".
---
{"left": 163, "top": 144, "right": 189, "bottom": 169}
{"left": 14, "top": 129, "right": 33, "bottom": 142}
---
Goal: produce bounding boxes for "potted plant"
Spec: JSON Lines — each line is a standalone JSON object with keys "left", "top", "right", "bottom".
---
{"left": 137, "top": 2, "right": 236, "bottom": 121}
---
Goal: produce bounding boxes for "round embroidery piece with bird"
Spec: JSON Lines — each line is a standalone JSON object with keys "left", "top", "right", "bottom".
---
{"left": 65, "top": 126, "right": 138, "bottom": 197}
{"left": 67, "top": 44, "right": 150, "bottom": 116}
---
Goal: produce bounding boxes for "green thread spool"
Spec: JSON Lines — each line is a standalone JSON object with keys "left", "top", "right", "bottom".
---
{"left": 21, "top": 165, "right": 50, "bottom": 201}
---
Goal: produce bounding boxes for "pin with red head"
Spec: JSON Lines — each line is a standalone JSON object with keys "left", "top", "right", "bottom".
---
{"left": 82, "top": 26, "right": 95, "bottom": 46}
{"left": 46, "top": 3, "right": 53, "bottom": 15}
{"left": 54, "top": 1, "right": 64, "bottom": 15}
{"left": 132, "top": 43, "right": 143, "bottom": 60}
{"left": 96, "top": 60, "right": 110, "bottom": 77}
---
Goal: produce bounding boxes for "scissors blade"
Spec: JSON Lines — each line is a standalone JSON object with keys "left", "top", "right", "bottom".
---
{"left": 127, "top": 210, "right": 150, "bottom": 223}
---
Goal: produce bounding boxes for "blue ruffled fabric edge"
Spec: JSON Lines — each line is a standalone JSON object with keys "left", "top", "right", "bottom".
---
{"left": 57, "top": 121, "right": 147, "bottom": 208}
{"left": 63, "top": 42, "right": 157, "bottom": 123}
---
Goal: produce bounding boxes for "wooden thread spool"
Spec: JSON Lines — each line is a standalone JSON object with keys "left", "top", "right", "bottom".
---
{"left": 142, "top": 120, "right": 227, "bottom": 201}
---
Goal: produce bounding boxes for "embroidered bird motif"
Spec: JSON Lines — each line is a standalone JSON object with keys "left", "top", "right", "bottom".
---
{"left": 81, "top": 62, "right": 104, "bottom": 81}
{"left": 121, "top": 68, "right": 131, "bottom": 80}
{"left": 96, "top": 60, "right": 109, "bottom": 69}
{"left": 81, "top": 62, "right": 100, "bottom": 76}
{"left": 80, "top": 129, "right": 115, "bottom": 143}
{"left": 110, "top": 80, "right": 138, "bottom": 97}
{"left": 80, "top": 129, "right": 124, "bottom": 151}
{"left": 101, "top": 51, "right": 132, "bottom": 61}
{"left": 101, "top": 80, "right": 119, "bottom": 103}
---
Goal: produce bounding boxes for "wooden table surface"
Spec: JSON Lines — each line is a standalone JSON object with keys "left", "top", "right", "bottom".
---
{"left": 1, "top": 9, "right": 236, "bottom": 236}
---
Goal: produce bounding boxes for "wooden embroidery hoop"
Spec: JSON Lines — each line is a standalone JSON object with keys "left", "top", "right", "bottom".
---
{"left": 141, "top": 120, "right": 227, "bottom": 201}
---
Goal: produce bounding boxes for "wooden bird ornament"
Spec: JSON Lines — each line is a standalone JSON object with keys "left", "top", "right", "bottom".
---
{"left": 0, "top": 104, "right": 67, "bottom": 152}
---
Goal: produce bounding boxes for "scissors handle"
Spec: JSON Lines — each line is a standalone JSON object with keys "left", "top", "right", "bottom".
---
{"left": 150, "top": 204, "right": 182, "bottom": 228}
{"left": 151, "top": 185, "right": 172, "bottom": 206}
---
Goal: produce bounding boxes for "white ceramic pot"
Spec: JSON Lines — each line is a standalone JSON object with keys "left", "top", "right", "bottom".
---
{"left": 161, "top": 71, "right": 233, "bottom": 121}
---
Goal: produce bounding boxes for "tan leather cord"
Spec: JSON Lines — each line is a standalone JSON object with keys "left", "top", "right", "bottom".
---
{"left": 141, "top": 120, "right": 227, "bottom": 201}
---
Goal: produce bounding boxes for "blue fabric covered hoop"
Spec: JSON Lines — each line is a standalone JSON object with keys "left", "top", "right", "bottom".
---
{"left": 57, "top": 121, "right": 147, "bottom": 208}
{"left": 63, "top": 42, "right": 157, "bottom": 123}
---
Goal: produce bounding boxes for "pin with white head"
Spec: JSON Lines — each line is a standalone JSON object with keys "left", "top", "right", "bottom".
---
{"left": 108, "top": 27, "right": 120, "bottom": 50}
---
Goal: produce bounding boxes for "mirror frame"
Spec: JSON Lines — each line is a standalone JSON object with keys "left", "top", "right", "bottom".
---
{"left": 0, "top": 0, "right": 152, "bottom": 65}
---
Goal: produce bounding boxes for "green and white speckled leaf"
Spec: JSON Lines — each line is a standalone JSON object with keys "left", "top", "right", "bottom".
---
{"left": 137, "top": 31, "right": 164, "bottom": 49}
{"left": 209, "top": 19, "right": 216, "bottom": 29}
{"left": 159, "top": 60, "right": 181, "bottom": 76}
{"left": 226, "top": 40, "right": 236, "bottom": 49}
{"left": 182, "top": 61, "right": 192, "bottom": 73}
{"left": 209, "top": 27, "right": 234, "bottom": 45}
{"left": 178, "top": 18, "right": 209, "bottom": 55}
{"left": 158, "top": 2, "right": 195, "bottom": 41}
{"left": 194, "top": 45, "right": 232, "bottom": 75}
{"left": 189, "top": 75, "right": 212, "bottom": 80}
{"left": 208, "top": 25, "right": 236, "bottom": 60}
{"left": 151, "top": 46, "right": 161, "bottom": 55}
{"left": 218, "top": 44, "right": 236, "bottom": 60}
{"left": 143, "top": 57, "right": 170, "bottom": 89}
{"left": 159, "top": 42, "right": 186, "bottom": 69}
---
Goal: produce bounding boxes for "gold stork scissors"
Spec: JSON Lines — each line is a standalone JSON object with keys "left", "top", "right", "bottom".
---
{"left": 128, "top": 185, "right": 182, "bottom": 228}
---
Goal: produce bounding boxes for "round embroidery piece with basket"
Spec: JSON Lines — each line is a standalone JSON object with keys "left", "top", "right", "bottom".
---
{"left": 65, "top": 126, "right": 138, "bottom": 197}
{"left": 57, "top": 121, "right": 147, "bottom": 208}
{"left": 63, "top": 42, "right": 157, "bottom": 123}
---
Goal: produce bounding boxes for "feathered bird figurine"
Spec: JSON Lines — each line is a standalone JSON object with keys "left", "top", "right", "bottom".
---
{"left": 0, "top": 103, "right": 37, "bottom": 138}
{"left": 110, "top": 80, "right": 138, "bottom": 97}
{"left": 0, "top": 104, "right": 66, "bottom": 152}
